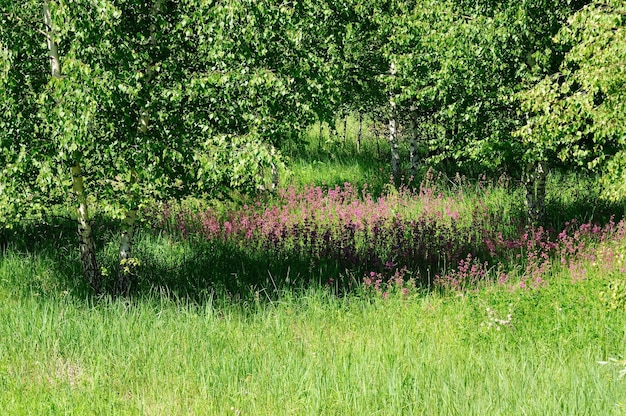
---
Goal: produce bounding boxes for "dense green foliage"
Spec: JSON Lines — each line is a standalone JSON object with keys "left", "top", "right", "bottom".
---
{"left": 3, "top": 0, "right": 620, "bottom": 218}
{"left": 0, "top": 0, "right": 335, "bottom": 221}
{"left": 517, "top": 0, "right": 626, "bottom": 199}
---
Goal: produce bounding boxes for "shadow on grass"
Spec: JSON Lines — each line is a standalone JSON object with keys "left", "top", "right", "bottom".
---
{"left": 544, "top": 198, "right": 624, "bottom": 232}
{"left": 130, "top": 236, "right": 352, "bottom": 303}
{"left": 1, "top": 218, "right": 354, "bottom": 304}
{"left": 0, "top": 218, "right": 92, "bottom": 298}
{"left": 1, "top": 173, "right": 624, "bottom": 305}
{"left": 543, "top": 170, "right": 625, "bottom": 231}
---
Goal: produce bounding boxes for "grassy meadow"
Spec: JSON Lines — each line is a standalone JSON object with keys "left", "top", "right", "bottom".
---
{"left": 1, "top": 122, "right": 626, "bottom": 414}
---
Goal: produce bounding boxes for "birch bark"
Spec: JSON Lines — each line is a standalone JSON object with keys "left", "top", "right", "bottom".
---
{"left": 45, "top": 1, "right": 102, "bottom": 292}
{"left": 115, "top": 0, "right": 164, "bottom": 295}
{"left": 356, "top": 112, "right": 362, "bottom": 154}
{"left": 523, "top": 160, "right": 547, "bottom": 225}
{"left": 409, "top": 115, "right": 419, "bottom": 182}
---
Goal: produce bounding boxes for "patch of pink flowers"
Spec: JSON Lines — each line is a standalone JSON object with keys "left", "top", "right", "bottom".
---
{"left": 155, "top": 179, "right": 626, "bottom": 293}
{"left": 362, "top": 267, "right": 417, "bottom": 298}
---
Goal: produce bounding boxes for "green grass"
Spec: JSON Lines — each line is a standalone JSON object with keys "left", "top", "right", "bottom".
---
{"left": 1, "top": 246, "right": 626, "bottom": 415}
{"left": 2, "top": 117, "right": 626, "bottom": 414}
{"left": 281, "top": 116, "right": 395, "bottom": 193}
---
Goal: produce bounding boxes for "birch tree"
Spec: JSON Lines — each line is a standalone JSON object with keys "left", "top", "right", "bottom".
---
{"left": 0, "top": 0, "right": 328, "bottom": 294}
{"left": 41, "top": 0, "right": 102, "bottom": 290}
{"left": 388, "top": 62, "right": 400, "bottom": 184}
{"left": 382, "top": 0, "right": 589, "bottom": 220}
{"left": 517, "top": 0, "right": 626, "bottom": 203}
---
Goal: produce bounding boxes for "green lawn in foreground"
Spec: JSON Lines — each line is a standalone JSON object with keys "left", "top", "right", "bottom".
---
{"left": 1, "top": 249, "right": 625, "bottom": 415}
{"left": 1, "top": 127, "right": 625, "bottom": 414}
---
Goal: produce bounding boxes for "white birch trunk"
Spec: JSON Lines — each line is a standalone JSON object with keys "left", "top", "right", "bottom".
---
{"left": 409, "top": 116, "right": 419, "bottom": 183}
{"left": 115, "top": 0, "right": 164, "bottom": 294}
{"left": 115, "top": 207, "right": 137, "bottom": 295}
{"left": 270, "top": 163, "right": 279, "bottom": 190}
{"left": 389, "top": 115, "right": 399, "bottom": 183}
{"left": 342, "top": 114, "right": 348, "bottom": 148}
{"left": 524, "top": 160, "right": 548, "bottom": 225}
{"left": 45, "top": 1, "right": 101, "bottom": 292}
{"left": 71, "top": 163, "right": 102, "bottom": 292}
{"left": 268, "top": 145, "right": 279, "bottom": 191}
{"left": 318, "top": 122, "right": 323, "bottom": 151}
{"left": 356, "top": 112, "right": 362, "bottom": 154}
{"left": 44, "top": 3, "right": 61, "bottom": 79}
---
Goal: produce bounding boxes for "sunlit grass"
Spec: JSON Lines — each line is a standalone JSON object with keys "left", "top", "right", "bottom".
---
{"left": 1, "top": 245, "right": 625, "bottom": 414}
{"left": 2, "top": 117, "right": 626, "bottom": 414}
{"left": 281, "top": 115, "right": 394, "bottom": 193}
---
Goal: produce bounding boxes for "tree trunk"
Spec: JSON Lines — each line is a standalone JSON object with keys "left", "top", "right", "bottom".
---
{"left": 271, "top": 163, "right": 279, "bottom": 191}
{"left": 523, "top": 161, "right": 548, "bottom": 225}
{"left": 318, "top": 122, "right": 323, "bottom": 151}
{"left": 44, "top": 2, "right": 61, "bottom": 79}
{"left": 356, "top": 112, "right": 363, "bottom": 154}
{"left": 409, "top": 115, "right": 419, "bottom": 183}
{"left": 115, "top": 0, "right": 164, "bottom": 295}
{"left": 115, "top": 208, "right": 137, "bottom": 296}
{"left": 72, "top": 162, "right": 102, "bottom": 293}
{"left": 375, "top": 123, "right": 381, "bottom": 159}
{"left": 45, "top": 1, "right": 101, "bottom": 292}
{"left": 342, "top": 113, "right": 348, "bottom": 148}
{"left": 389, "top": 116, "right": 399, "bottom": 185}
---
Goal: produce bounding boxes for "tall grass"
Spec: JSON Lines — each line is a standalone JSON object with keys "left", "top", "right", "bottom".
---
{"left": 282, "top": 115, "right": 397, "bottom": 192}
{"left": 1, "top": 246, "right": 626, "bottom": 414}
{"left": 2, "top": 135, "right": 626, "bottom": 414}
